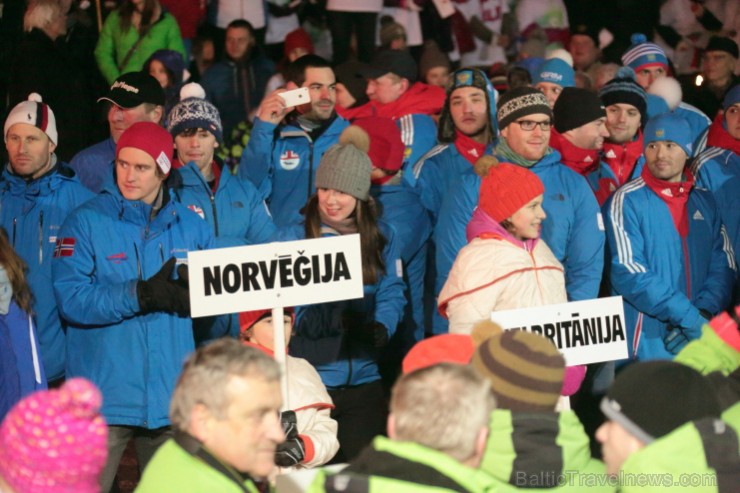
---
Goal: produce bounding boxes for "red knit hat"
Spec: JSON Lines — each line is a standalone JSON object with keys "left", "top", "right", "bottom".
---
{"left": 284, "top": 28, "right": 314, "bottom": 58}
{"left": 345, "top": 117, "right": 405, "bottom": 172}
{"left": 239, "top": 308, "right": 295, "bottom": 335}
{"left": 402, "top": 334, "right": 475, "bottom": 374}
{"left": 116, "top": 121, "right": 174, "bottom": 176}
{"left": 478, "top": 160, "right": 545, "bottom": 223}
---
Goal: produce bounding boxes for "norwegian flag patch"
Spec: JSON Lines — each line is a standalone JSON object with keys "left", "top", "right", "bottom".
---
{"left": 53, "top": 237, "right": 76, "bottom": 258}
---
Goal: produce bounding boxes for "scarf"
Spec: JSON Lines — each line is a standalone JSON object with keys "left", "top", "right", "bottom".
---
{"left": 454, "top": 129, "right": 488, "bottom": 165}
{"left": 549, "top": 130, "right": 600, "bottom": 176}
{"left": 495, "top": 139, "right": 547, "bottom": 169}
{"left": 319, "top": 212, "right": 358, "bottom": 236}
{"left": 466, "top": 207, "right": 538, "bottom": 250}
{"left": 706, "top": 113, "right": 740, "bottom": 156}
{"left": 602, "top": 131, "right": 644, "bottom": 186}
{"left": 641, "top": 166, "right": 694, "bottom": 237}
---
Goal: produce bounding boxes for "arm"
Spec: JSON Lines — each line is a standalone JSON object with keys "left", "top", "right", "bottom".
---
{"left": 605, "top": 193, "right": 704, "bottom": 329}
{"left": 563, "top": 177, "right": 605, "bottom": 301}
{"left": 52, "top": 213, "right": 140, "bottom": 326}
{"left": 242, "top": 178, "right": 279, "bottom": 244}
{"left": 94, "top": 12, "right": 122, "bottom": 85}
{"left": 373, "top": 224, "right": 407, "bottom": 339}
{"left": 694, "top": 211, "right": 736, "bottom": 315}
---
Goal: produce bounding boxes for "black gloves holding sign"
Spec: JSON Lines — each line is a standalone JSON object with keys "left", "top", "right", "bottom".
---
{"left": 136, "top": 258, "right": 190, "bottom": 316}
{"left": 275, "top": 411, "right": 305, "bottom": 467}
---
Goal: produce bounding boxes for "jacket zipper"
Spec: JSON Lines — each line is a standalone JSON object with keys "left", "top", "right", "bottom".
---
{"left": 38, "top": 210, "right": 44, "bottom": 265}
{"left": 134, "top": 243, "right": 143, "bottom": 279}
{"left": 210, "top": 194, "right": 219, "bottom": 236}
{"left": 12, "top": 217, "right": 17, "bottom": 248}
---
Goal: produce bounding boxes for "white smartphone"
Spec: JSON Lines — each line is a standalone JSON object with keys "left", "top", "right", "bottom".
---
{"left": 279, "top": 87, "right": 311, "bottom": 108}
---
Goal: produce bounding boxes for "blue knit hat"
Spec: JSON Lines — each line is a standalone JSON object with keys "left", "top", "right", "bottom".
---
{"left": 145, "top": 49, "right": 186, "bottom": 85}
{"left": 644, "top": 113, "right": 692, "bottom": 157}
{"left": 622, "top": 33, "right": 668, "bottom": 72}
{"left": 533, "top": 58, "right": 575, "bottom": 88}
{"left": 438, "top": 68, "right": 499, "bottom": 142}
{"left": 167, "top": 83, "right": 223, "bottom": 143}
{"left": 723, "top": 84, "right": 740, "bottom": 111}
{"left": 599, "top": 67, "right": 648, "bottom": 125}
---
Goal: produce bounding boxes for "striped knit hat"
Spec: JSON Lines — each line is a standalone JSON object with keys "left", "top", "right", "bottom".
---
{"left": 472, "top": 330, "right": 565, "bottom": 412}
{"left": 599, "top": 67, "right": 648, "bottom": 125}
{"left": 621, "top": 33, "right": 668, "bottom": 73}
{"left": 4, "top": 93, "right": 57, "bottom": 145}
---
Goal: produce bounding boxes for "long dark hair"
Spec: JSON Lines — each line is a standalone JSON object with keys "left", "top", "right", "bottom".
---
{"left": 119, "top": 0, "right": 159, "bottom": 34}
{"left": 0, "top": 230, "right": 33, "bottom": 314}
{"left": 303, "top": 195, "right": 387, "bottom": 285}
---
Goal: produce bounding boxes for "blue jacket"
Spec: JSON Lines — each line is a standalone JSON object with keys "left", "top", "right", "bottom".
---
{"left": 413, "top": 143, "right": 491, "bottom": 223}
{"left": 372, "top": 181, "right": 432, "bottom": 344}
{"left": 201, "top": 55, "right": 275, "bottom": 137}
{"left": 434, "top": 150, "right": 605, "bottom": 333}
{"left": 691, "top": 146, "right": 740, "bottom": 268}
{"left": 604, "top": 178, "right": 736, "bottom": 361}
{"left": 239, "top": 115, "right": 349, "bottom": 228}
{"left": 290, "top": 222, "right": 406, "bottom": 388}
{"left": 52, "top": 184, "right": 214, "bottom": 428}
{"left": 0, "top": 163, "right": 94, "bottom": 380}
{"left": 0, "top": 300, "right": 47, "bottom": 420}
{"left": 675, "top": 103, "right": 711, "bottom": 157}
{"left": 68, "top": 137, "right": 116, "bottom": 193}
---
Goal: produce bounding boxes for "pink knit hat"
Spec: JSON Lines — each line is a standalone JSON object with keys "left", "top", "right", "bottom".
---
{"left": 0, "top": 378, "right": 108, "bottom": 493}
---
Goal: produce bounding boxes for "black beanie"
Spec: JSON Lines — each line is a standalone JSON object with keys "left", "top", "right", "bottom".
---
{"left": 598, "top": 66, "right": 648, "bottom": 126}
{"left": 705, "top": 36, "right": 739, "bottom": 59}
{"left": 601, "top": 361, "right": 721, "bottom": 444}
{"left": 553, "top": 87, "right": 605, "bottom": 133}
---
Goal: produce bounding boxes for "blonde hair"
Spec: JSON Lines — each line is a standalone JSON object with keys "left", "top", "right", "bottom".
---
{"left": 23, "top": 0, "right": 63, "bottom": 32}
{"left": 391, "top": 363, "right": 495, "bottom": 462}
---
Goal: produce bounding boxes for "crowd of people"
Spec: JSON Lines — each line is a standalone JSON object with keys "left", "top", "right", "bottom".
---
{"left": 1, "top": 0, "right": 740, "bottom": 492}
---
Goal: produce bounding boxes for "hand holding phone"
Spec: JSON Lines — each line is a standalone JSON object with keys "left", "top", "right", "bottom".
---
{"left": 278, "top": 87, "right": 311, "bottom": 108}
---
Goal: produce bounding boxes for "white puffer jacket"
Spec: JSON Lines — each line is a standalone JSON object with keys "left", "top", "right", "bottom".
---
{"left": 439, "top": 236, "right": 567, "bottom": 334}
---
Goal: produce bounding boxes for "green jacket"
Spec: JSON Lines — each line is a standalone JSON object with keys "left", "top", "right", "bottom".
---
{"left": 309, "top": 436, "right": 496, "bottom": 493}
{"left": 481, "top": 409, "right": 614, "bottom": 492}
{"left": 95, "top": 10, "right": 186, "bottom": 84}
{"left": 620, "top": 417, "right": 740, "bottom": 493}
{"left": 135, "top": 438, "right": 259, "bottom": 493}
{"left": 676, "top": 324, "right": 740, "bottom": 377}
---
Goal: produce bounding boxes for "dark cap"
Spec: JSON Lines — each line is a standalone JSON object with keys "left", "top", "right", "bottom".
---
{"left": 553, "top": 87, "right": 605, "bottom": 133}
{"left": 704, "top": 36, "right": 739, "bottom": 59}
{"left": 570, "top": 23, "right": 600, "bottom": 48}
{"left": 97, "top": 72, "right": 166, "bottom": 108}
{"left": 359, "top": 49, "right": 418, "bottom": 83}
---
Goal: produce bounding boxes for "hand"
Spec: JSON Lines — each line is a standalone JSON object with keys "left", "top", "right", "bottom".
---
{"left": 136, "top": 258, "right": 190, "bottom": 316}
{"left": 350, "top": 321, "right": 389, "bottom": 348}
{"left": 275, "top": 411, "right": 305, "bottom": 467}
{"left": 256, "top": 90, "right": 290, "bottom": 125}
{"left": 664, "top": 327, "right": 691, "bottom": 354}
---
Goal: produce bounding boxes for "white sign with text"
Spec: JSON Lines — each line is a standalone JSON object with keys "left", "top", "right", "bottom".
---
{"left": 188, "top": 235, "right": 364, "bottom": 317}
{"left": 490, "top": 296, "right": 628, "bottom": 366}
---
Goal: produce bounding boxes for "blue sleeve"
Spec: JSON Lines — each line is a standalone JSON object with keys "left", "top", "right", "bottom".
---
{"left": 239, "top": 118, "right": 278, "bottom": 200}
{"left": 563, "top": 176, "right": 605, "bottom": 301}
{"left": 415, "top": 156, "right": 445, "bottom": 222}
{"left": 374, "top": 224, "right": 407, "bottom": 337}
{"left": 52, "top": 213, "right": 140, "bottom": 326}
{"left": 605, "top": 194, "right": 704, "bottom": 330}
{"left": 399, "top": 115, "right": 438, "bottom": 188}
{"left": 694, "top": 201, "right": 736, "bottom": 314}
{"left": 241, "top": 178, "right": 279, "bottom": 245}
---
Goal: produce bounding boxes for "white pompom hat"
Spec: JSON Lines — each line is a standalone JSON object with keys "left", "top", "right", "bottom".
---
{"left": 4, "top": 93, "right": 58, "bottom": 145}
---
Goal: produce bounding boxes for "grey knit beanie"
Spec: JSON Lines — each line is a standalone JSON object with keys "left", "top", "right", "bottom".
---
{"left": 315, "top": 144, "right": 372, "bottom": 201}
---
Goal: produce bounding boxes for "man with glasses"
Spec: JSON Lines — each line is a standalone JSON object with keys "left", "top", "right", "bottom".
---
{"left": 434, "top": 87, "right": 605, "bottom": 333}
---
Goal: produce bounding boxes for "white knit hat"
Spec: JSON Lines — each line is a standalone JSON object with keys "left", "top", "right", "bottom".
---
{"left": 4, "top": 93, "right": 58, "bottom": 145}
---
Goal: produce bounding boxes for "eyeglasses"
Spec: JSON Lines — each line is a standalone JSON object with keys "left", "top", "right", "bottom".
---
{"left": 514, "top": 120, "right": 552, "bottom": 131}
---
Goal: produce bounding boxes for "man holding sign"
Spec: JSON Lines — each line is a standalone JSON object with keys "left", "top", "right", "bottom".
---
{"left": 605, "top": 113, "right": 735, "bottom": 361}
{"left": 52, "top": 122, "right": 214, "bottom": 492}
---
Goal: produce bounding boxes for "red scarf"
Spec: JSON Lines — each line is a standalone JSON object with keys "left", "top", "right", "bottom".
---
{"left": 454, "top": 130, "right": 487, "bottom": 165}
{"left": 602, "top": 131, "right": 644, "bottom": 186}
{"left": 549, "top": 130, "right": 600, "bottom": 176}
{"left": 706, "top": 114, "right": 740, "bottom": 156}
{"left": 337, "top": 82, "right": 446, "bottom": 120}
{"left": 641, "top": 166, "right": 694, "bottom": 237}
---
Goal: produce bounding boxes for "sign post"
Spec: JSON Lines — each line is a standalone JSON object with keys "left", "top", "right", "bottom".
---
{"left": 188, "top": 235, "right": 364, "bottom": 408}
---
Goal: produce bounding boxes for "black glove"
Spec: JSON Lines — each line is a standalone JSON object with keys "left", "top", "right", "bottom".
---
{"left": 275, "top": 410, "right": 305, "bottom": 467}
{"left": 136, "top": 258, "right": 190, "bottom": 316}
{"left": 350, "top": 321, "right": 389, "bottom": 348}
{"left": 664, "top": 327, "right": 691, "bottom": 354}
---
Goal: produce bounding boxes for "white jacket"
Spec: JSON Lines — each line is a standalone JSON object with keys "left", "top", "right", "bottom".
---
{"left": 439, "top": 236, "right": 567, "bottom": 334}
